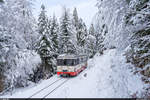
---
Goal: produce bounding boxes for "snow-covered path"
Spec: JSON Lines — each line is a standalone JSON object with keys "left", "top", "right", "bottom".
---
{"left": 0, "top": 49, "right": 146, "bottom": 98}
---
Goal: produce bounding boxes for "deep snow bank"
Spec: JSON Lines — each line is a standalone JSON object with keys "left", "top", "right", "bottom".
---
{"left": 92, "top": 49, "right": 147, "bottom": 98}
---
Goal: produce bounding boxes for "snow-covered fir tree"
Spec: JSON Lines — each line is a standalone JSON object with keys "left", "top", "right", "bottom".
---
{"left": 89, "top": 24, "right": 95, "bottom": 36}
{"left": 72, "top": 7, "right": 88, "bottom": 54}
{"left": 76, "top": 18, "right": 88, "bottom": 54}
{"left": 87, "top": 24, "right": 96, "bottom": 58}
{"left": 72, "top": 7, "right": 79, "bottom": 30}
{"left": 37, "top": 4, "right": 55, "bottom": 77}
{"left": 38, "top": 4, "right": 48, "bottom": 36}
{"left": 45, "top": 14, "right": 59, "bottom": 74}
{"left": 59, "top": 7, "right": 76, "bottom": 54}
{"left": 37, "top": 4, "right": 50, "bottom": 57}
{"left": 94, "top": 20, "right": 105, "bottom": 54}
{"left": 50, "top": 14, "right": 59, "bottom": 56}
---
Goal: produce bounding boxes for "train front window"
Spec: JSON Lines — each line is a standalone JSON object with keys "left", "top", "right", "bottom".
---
{"left": 57, "top": 59, "right": 76, "bottom": 66}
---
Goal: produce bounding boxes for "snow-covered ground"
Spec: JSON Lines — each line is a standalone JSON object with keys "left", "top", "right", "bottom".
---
{"left": 0, "top": 49, "right": 147, "bottom": 98}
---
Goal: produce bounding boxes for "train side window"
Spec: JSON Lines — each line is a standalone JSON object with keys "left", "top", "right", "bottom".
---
{"left": 64, "top": 59, "right": 66, "bottom": 66}
{"left": 65, "top": 59, "right": 74, "bottom": 66}
{"left": 75, "top": 59, "right": 77, "bottom": 65}
{"left": 71, "top": 59, "right": 75, "bottom": 66}
{"left": 71, "top": 59, "right": 74, "bottom": 66}
{"left": 57, "top": 59, "right": 64, "bottom": 66}
{"left": 76, "top": 59, "right": 78, "bottom": 65}
{"left": 66, "top": 59, "right": 70, "bottom": 66}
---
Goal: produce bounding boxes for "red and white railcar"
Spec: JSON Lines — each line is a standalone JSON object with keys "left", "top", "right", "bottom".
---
{"left": 57, "top": 54, "right": 88, "bottom": 76}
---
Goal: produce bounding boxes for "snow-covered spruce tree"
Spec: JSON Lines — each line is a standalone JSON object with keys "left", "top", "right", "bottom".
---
{"left": 93, "top": 17, "right": 105, "bottom": 55}
{"left": 72, "top": 7, "right": 79, "bottom": 31}
{"left": 72, "top": 7, "right": 89, "bottom": 55}
{"left": 47, "top": 14, "right": 59, "bottom": 73}
{"left": 82, "top": 22, "right": 89, "bottom": 55}
{"left": 37, "top": 4, "right": 55, "bottom": 78}
{"left": 125, "top": 0, "right": 150, "bottom": 79}
{"left": 76, "top": 18, "right": 88, "bottom": 54}
{"left": 87, "top": 24, "right": 96, "bottom": 58}
{"left": 38, "top": 4, "right": 48, "bottom": 36}
{"left": 89, "top": 24, "right": 95, "bottom": 36}
{"left": 59, "top": 7, "right": 76, "bottom": 54}
{"left": 72, "top": 7, "right": 83, "bottom": 54}
{"left": 50, "top": 14, "right": 59, "bottom": 56}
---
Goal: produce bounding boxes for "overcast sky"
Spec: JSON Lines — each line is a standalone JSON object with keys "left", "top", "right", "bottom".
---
{"left": 33, "top": 0, "right": 98, "bottom": 27}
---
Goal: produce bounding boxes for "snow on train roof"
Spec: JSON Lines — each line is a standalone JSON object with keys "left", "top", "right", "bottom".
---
{"left": 57, "top": 54, "right": 87, "bottom": 59}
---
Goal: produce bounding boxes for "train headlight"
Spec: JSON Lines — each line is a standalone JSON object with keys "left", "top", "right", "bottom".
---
{"left": 57, "top": 66, "right": 62, "bottom": 71}
{"left": 69, "top": 67, "right": 74, "bottom": 72}
{"left": 74, "top": 68, "right": 76, "bottom": 72}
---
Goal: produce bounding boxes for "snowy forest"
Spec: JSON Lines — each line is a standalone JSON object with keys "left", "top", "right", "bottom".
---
{"left": 0, "top": 0, "right": 97, "bottom": 94}
{"left": 0, "top": 0, "right": 150, "bottom": 98}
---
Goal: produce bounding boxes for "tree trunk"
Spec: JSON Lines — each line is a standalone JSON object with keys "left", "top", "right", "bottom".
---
{"left": 0, "top": 75, "right": 4, "bottom": 92}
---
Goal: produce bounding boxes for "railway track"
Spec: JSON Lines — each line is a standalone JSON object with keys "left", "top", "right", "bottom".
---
{"left": 42, "top": 70, "right": 87, "bottom": 98}
{"left": 28, "top": 67, "right": 87, "bottom": 98}
{"left": 28, "top": 78, "right": 69, "bottom": 98}
{"left": 43, "top": 79, "right": 69, "bottom": 98}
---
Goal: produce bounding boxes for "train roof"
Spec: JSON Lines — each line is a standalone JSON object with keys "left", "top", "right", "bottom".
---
{"left": 57, "top": 54, "right": 87, "bottom": 59}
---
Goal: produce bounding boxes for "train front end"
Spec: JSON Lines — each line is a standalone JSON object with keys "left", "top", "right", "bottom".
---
{"left": 57, "top": 55, "right": 78, "bottom": 76}
{"left": 57, "top": 54, "right": 88, "bottom": 77}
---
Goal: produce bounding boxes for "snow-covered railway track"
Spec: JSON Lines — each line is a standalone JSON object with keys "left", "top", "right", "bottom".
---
{"left": 43, "top": 79, "right": 69, "bottom": 98}
{"left": 28, "top": 78, "right": 69, "bottom": 98}
{"left": 28, "top": 78, "right": 63, "bottom": 98}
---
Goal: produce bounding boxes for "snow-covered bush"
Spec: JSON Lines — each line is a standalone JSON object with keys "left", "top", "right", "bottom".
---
{"left": 3, "top": 50, "right": 41, "bottom": 91}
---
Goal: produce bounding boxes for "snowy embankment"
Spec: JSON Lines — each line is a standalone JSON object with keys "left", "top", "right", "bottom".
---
{"left": 1, "top": 49, "right": 147, "bottom": 98}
